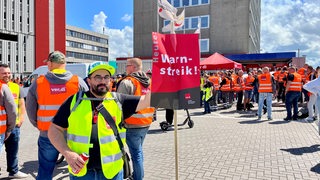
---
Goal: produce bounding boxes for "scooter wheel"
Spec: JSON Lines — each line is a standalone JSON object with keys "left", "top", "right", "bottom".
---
{"left": 188, "top": 119, "right": 194, "bottom": 128}
{"left": 160, "top": 122, "right": 169, "bottom": 131}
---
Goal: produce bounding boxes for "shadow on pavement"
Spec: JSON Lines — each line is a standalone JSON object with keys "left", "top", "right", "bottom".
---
{"left": 268, "top": 120, "right": 290, "bottom": 125}
{"left": 148, "top": 129, "right": 167, "bottom": 134}
{"left": 280, "top": 144, "right": 320, "bottom": 155}
{"left": 311, "top": 163, "right": 320, "bottom": 174}
{"left": 15, "top": 160, "right": 69, "bottom": 180}
{"left": 239, "top": 119, "right": 267, "bottom": 124}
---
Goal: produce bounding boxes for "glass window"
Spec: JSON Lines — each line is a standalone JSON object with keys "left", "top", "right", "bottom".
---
{"left": 173, "top": 0, "right": 180, "bottom": 7}
{"left": 200, "top": 39, "right": 209, "bottom": 52}
{"left": 191, "top": 17, "right": 198, "bottom": 29}
{"left": 201, "top": 16, "right": 209, "bottom": 28}
{"left": 182, "top": 0, "right": 189, "bottom": 6}
{"left": 201, "top": 0, "right": 209, "bottom": 4}
{"left": 192, "top": 0, "right": 199, "bottom": 5}
{"left": 183, "top": 18, "right": 189, "bottom": 30}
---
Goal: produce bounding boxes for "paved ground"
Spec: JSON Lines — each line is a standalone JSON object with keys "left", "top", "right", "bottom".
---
{"left": 1, "top": 101, "right": 320, "bottom": 180}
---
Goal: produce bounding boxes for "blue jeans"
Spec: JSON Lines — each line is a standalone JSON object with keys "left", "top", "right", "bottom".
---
{"left": 0, "top": 133, "right": 4, "bottom": 155}
{"left": 36, "top": 136, "right": 59, "bottom": 180}
{"left": 5, "top": 127, "right": 20, "bottom": 175}
{"left": 70, "top": 169, "right": 123, "bottom": 180}
{"left": 126, "top": 127, "right": 149, "bottom": 180}
{"left": 204, "top": 100, "right": 211, "bottom": 113}
{"left": 285, "top": 91, "right": 301, "bottom": 119}
{"left": 257, "top": 92, "right": 273, "bottom": 118}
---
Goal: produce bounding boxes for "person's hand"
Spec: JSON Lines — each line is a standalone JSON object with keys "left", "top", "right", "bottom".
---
{"left": 65, "top": 151, "right": 86, "bottom": 173}
{"left": 16, "top": 121, "right": 23, "bottom": 128}
{"left": 5, "top": 131, "right": 11, "bottom": 141}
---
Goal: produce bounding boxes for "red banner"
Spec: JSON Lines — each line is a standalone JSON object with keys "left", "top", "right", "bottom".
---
{"left": 151, "top": 32, "right": 200, "bottom": 109}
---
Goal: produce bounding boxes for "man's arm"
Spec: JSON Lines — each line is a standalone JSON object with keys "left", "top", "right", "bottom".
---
{"left": 136, "top": 91, "right": 151, "bottom": 112}
{"left": 48, "top": 124, "right": 85, "bottom": 172}
{"left": 17, "top": 86, "right": 26, "bottom": 127}
{"left": 26, "top": 83, "right": 38, "bottom": 128}
{"left": 2, "top": 84, "right": 17, "bottom": 139}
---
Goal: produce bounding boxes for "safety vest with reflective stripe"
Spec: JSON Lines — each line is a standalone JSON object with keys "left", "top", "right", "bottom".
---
{"left": 124, "top": 76, "right": 154, "bottom": 127}
{"left": 297, "top": 68, "right": 306, "bottom": 83}
{"left": 7, "top": 82, "right": 20, "bottom": 124}
{"left": 233, "top": 76, "right": 245, "bottom": 92}
{"left": 36, "top": 75, "right": 79, "bottom": 131}
{"left": 0, "top": 84, "right": 7, "bottom": 134}
{"left": 67, "top": 92, "right": 125, "bottom": 179}
{"left": 202, "top": 86, "right": 212, "bottom": 101}
{"left": 258, "top": 73, "right": 272, "bottom": 93}
{"left": 288, "top": 73, "right": 302, "bottom": 92}
{"left": 244, "top": 76, "right": 255, "bottom": 90}
{"left": 209, "top": 76, "right": 220, "bottom": 90}
{"left": 220, "top": 78, "right": 231, "bottom": 92}
{"left": 278, "top": 72, "right": 287, "bottom": 83}
{"left": 273, "top": 71, "right": 280, "bottom": 81}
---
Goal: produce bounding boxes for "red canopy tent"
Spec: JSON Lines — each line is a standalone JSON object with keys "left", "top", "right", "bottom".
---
{"left": 200, "top": 52, "right": 242, "bottom": 70}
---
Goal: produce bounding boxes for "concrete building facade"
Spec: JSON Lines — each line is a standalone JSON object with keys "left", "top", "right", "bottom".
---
{"left": 66, "top": 25, "right": 109, "bottom": 63}
{"left": 0, "top": 0, "right": 35, "bottom": 76}
{"left": 134, "top": 0, "right": 261, "bottom": 58}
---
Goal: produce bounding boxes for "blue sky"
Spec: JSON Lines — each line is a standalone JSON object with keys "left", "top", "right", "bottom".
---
{"left": 66, "top": 0, "right": 320, "bottom": 67}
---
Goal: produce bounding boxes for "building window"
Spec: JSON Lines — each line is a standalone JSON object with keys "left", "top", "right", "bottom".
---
{"left": 173, "top": 0, "right": 180, "bottom": 7}
{"left": 192, "top": 0, "right": 199, "bottom": 5}
{"left": 191, "top": 17, "right": 198, "bottom": 29}
{"left": 201, "top": 0, "right": 209, "bottom": 4}
{"left": 182, "top": 0, "right": 190, "bottom": 6}
{"left": 200, "top": 39, "right": 209, "bottom": 52}
{"left": 200, "top": 16, "right": 209, "bottom": 28}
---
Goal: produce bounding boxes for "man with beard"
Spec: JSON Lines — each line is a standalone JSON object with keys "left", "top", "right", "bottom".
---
{"left": 117, "top": 58, "right": 154, "bottom": 180}
{"left": 0, "top": 64, "right": 28, "bottom": 178}
{"left": 26, "top": 51, "right": 88, "bottom": 180}
{"left": 48, "top": 61, "right": 151, "bottom": 179}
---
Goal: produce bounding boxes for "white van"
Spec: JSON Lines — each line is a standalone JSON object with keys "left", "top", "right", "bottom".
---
{"left": 23, "top": 63, "right": 90, "bottom": 95}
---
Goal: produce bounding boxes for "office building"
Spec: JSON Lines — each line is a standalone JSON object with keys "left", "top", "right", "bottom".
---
{"left": 0, "top": 0, "right": 35, "bottom": 76}
{"left": 134, "top": 0, "right": 261, "bottom": 58}
{"left": 66, "top": 25, "right": 109, "bottom": 63}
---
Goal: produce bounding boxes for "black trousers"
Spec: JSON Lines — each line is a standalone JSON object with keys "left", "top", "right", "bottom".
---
{"left": 165, "top": 109, "right": 174, "bottom": 125}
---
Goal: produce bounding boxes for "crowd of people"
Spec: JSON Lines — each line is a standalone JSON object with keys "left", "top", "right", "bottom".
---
{"left": 200, "top": 64, "right": 320, "bottom": 121}
{"left": 1, "top": 49, "right": 320, "bottom": 180}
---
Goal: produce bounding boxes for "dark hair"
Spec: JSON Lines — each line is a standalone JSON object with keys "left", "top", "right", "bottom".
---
{"left": 0, "top": 63, "right": 9, "bottom": 68}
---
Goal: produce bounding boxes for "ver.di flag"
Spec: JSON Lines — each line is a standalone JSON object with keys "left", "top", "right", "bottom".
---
{"left": 151, "top": 32, "right": 200, "bottom": 109}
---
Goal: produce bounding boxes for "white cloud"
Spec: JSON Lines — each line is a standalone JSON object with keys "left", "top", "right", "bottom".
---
{"left": 121, "top": 14, "right": 132, "bottom": 22}
{"left": 261, "top": 0, "right": 320, "bottom": 67}
{"left": 90, "top": 11, "right": 133, "bottom": 60}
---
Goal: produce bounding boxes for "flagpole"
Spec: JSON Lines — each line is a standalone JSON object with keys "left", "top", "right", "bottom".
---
{"left": 183, "top": 6, "right": 186, "bottom": 34}
{"left": 157, "top": 1, "right": 159, "bottom": 32}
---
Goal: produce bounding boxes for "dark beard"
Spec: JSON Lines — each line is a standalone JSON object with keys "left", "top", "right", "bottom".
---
{"left": 92, "top": 84, "right": 109, "bottom": 96}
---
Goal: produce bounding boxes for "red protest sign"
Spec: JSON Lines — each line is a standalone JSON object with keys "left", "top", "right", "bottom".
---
{"left": 151, "top": 32, "right": 200, "bottom": 109}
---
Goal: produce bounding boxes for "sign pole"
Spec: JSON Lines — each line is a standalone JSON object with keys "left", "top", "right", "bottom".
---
{"left": 174, "top": 109, "right": 178, "bottom": 180}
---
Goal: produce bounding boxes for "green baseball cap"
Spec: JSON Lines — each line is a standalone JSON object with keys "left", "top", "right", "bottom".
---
{"left": 88, "top": 61, "right": 115, "bottom": 76}
{"left": 43, "top": 51, "right": 66, "bottom": 64}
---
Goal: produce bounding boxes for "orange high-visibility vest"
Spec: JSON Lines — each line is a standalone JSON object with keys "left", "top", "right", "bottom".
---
{"left": 0, "top": 84, "right": 8, "bottom": 134}
{"left": 297, "top": 68, "right": 306, "bottom": 83}
{"left": 124, "top": 76, "right": 154, "bottom": 126}
{"left": 244, "top": 76, "right": 255, "bottom": 90}
{"left": 233, "top": 76, "right": 245, "bottom": 92}
{"left": 273, "top": 71, "right": 280, "bottom": 81}
{"left": 209, "top": 76, "right": 219, "bottom": 90}
{"left": 36, "top": 75, "right": 79, "bottom": 131}
{"left": 220, "top": 78, "right": 231, "bottom": 92}
{"left": 278, "top": 72, "right": 287, "bottom": 83}
{"left": 288, "top": 73, "right": 302, "bottom": 92}
{"left": 258, "top": 73, "right": 273, "bottom": 93}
